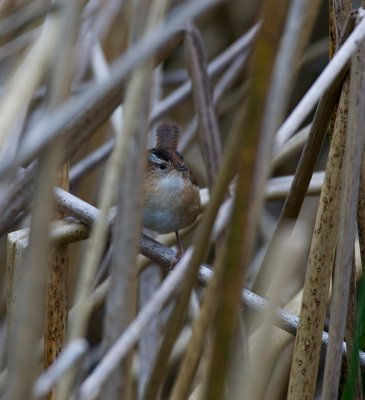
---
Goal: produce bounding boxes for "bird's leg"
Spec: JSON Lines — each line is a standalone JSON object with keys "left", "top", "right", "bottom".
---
{"left": 169, "top": 231, "right": 184, "bottom": 271}
{"left": 167, "top": 231, "right": 184, "bottom": 270}
{"left": 175, "top": 230, "right": 184, "bottom": 258}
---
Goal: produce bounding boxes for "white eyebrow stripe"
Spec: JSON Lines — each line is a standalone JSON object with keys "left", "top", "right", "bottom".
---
{"left": 149, "top": 152, "right": 162, "bottom": 164}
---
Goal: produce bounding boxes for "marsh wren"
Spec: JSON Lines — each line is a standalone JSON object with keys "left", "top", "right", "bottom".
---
{"left": 143, "top": 122, "right": 201, "bottom": 255}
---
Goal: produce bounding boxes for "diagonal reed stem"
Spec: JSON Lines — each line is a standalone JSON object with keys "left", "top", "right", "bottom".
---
{"left": 322, "top": 12, "right": 365, "bottom": 399}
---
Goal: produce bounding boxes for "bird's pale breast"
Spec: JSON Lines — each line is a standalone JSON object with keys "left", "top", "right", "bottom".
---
{"left": 143, "top": 172, "right": 201, "bottom": 233}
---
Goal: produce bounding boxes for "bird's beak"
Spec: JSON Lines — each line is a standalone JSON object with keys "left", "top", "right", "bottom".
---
{"left": 176, "top": 163, "right": 189, "bottom": 172}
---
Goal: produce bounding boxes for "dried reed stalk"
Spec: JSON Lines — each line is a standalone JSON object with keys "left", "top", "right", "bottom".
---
{"left": 3, "top": 2, "right": 365, "bottom": 400}
{"left": 322, "top": 11, "right": 365, "bottom": 398}
{"left": 44, "top": 6, "right": 80, "bottom": 400}
{"left": 6, "top": 9, "right": 65, "bottom": 400}
{"left": 100, "top": 1, "right": 169, "bottom": 398}
{"left": 288, "top": 73, "right": 350, "bottom": 400}
{"left": 203, "top": 0, "right": 291, "bottom": 398}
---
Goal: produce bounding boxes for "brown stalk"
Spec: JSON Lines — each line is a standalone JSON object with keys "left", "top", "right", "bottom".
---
{"left": 251, "top": 3, "right": 353, "bottom": 299}
{"left": 358, "top": 151, "right": 365, "bottom": 271}
{"left": 73, "top": 0, "right": 127, "bottom": 84}
{"left": 249, "top": 289, "right": 303, "bottom": 399}
{"left": 142, "top": 61, "right": 248, "bottom": 400}
{"left": 179, "top": 56, "right": 249, "bottom": 155}
{"left": 137, "top": 266, "right": 162, "bottom": 398}
{"left": 13, "top": 227, "right": 363, "bottom": 398}
{"left": 150, "top": 23, "right": 259, "bottom": 124}
{"left": 43, "top": 4, "right": 80, "bottom": 400}
{"left": 6, "top": 11, "right": 64, "bottom": 400}
{"left": 139, "top": 37, "right": 268, "bottom": 399}
{"left": 202, "top": 0, "right": 291, "bottom": 398}
{"left": 78, "top": 249, "right": 196, "bottom": 399}
{"left": 331, "top": 0, "right": 352, "bottom": 53}
{"left": 0, "top": 10, "right": 60, "bottom": 151}
{"left": 168, "top": 26, "right": 297, "bottom": 393}
{"left": 184, "top": 23, "right": 222, "bottom": 188}
{"left": 56, "top": 0, "right": 192, "bottom": 395}
{"left": 0, "top": 27, "right": 40, "bottom": 61}
{"left": 243, "top": 226, "right": 308, "bottom": 399}
{"left": 70, "top": 47, "right": 247, "bottom": 186}
{"left": 322, "top": 15, "right": 365, "bottom": 399}
{"left": 329, "top": 2, "right": 337, "bottom": 60}
{"left": 70, "top": 256, "right": 365, "bottom": 400}
{"left": 101, "top": 0, "right": 169, "bottom": 398}
{"left": 137, "top": 64, "right": 164, "bottom": 398}
{"left": 0, "top": 0, "right": 54, "bottom": 43}
{"left": 343, "top": 255, "right": 363, "bottom": 399}
{"left": 4, "top": 4, "right": 361, "bottom": 399}
{"left": 271, "top": 125, "right": 310, "bottom": 170}
{"left": 251, "top": 19, "right": 352, "bottom": 296}
{"left": 327, "top": 0, "right": 351, "bottom": 162}
{"left": 270, "top": 0, "right": 323, "bottom": 149}
{"left": 140, "top": 25, "right": 251, "bottom": 400}
{"left": 288, "top": 72, "right": 349, "bottom": 400}
{"left": 169, "top": 244, "right": 225, "bottom": 400}
{"left": 6, "top": 219, "right": 89, "bottom": 379}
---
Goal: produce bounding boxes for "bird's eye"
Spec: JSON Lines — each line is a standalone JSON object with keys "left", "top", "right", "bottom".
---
{"left": 159, "top": 163, "right": 167, "bottom": 170}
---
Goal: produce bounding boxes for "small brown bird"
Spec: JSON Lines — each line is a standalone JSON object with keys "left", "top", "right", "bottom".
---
{"left": 143, "top": 122, "right": 201, "bottom": 255}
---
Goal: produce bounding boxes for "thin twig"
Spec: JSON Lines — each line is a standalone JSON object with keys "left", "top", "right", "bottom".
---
{"left": 198, "top": 266, "right": 365, "bottom": 368}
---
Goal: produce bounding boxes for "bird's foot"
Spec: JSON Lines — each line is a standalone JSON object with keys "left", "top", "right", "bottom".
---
{"left": 169, "top": 231, "right": 184, "bottom": 270}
